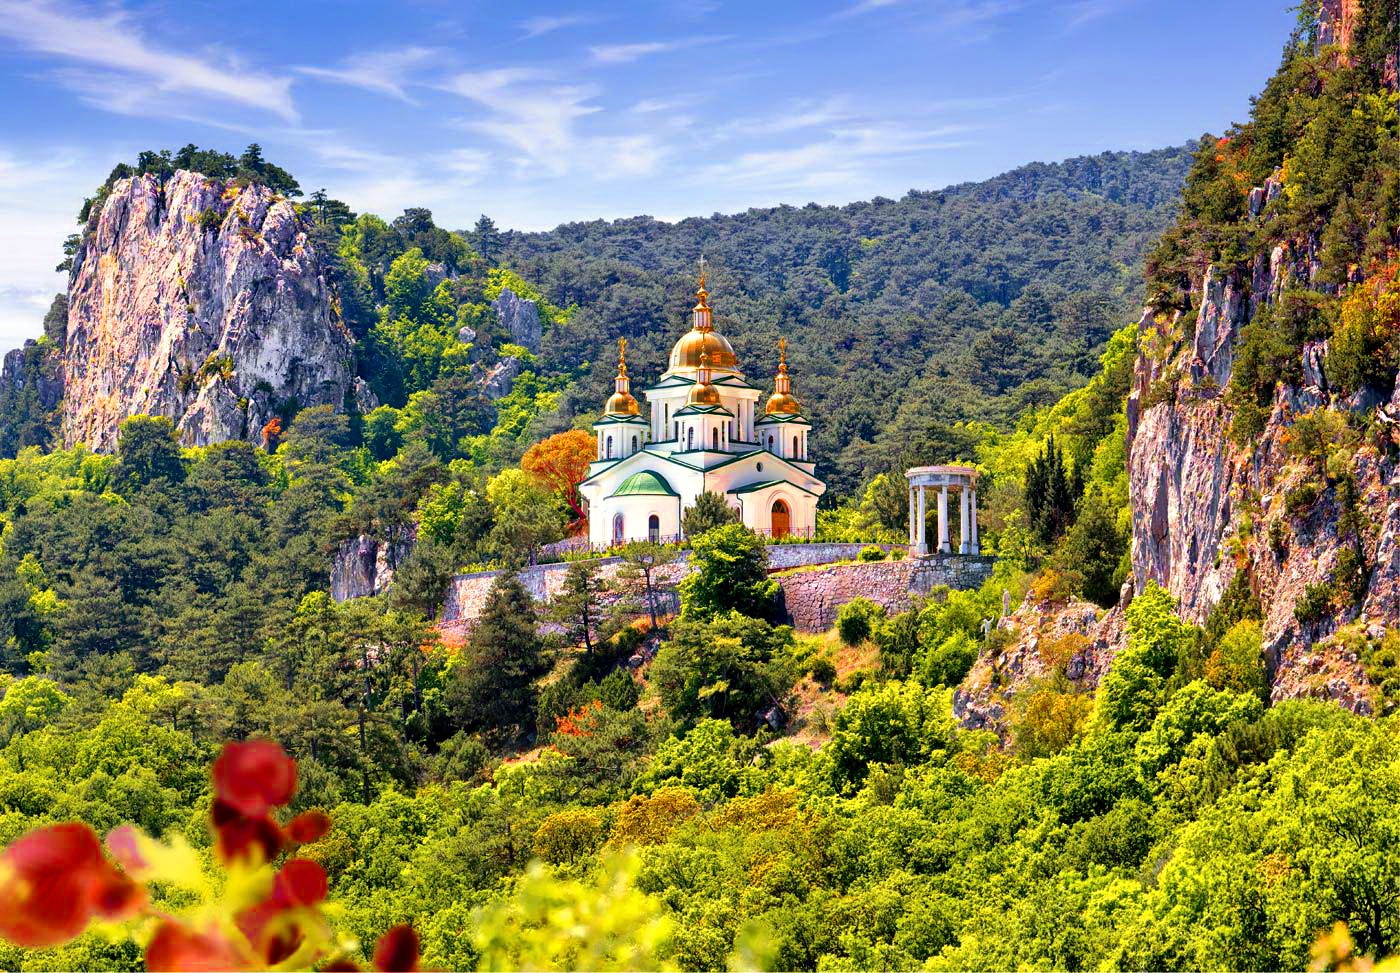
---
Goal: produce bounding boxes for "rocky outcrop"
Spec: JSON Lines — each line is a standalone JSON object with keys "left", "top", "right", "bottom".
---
{"left": 954, "top": 592, "right": 1127, "bottom": 739}
{"left": 330, "top": 530, "right": 416, "bottom": 602}
{"left": 1126, "top": 150, "right": 1393, "bottom": 712}
{"left": 60, "top": 170, "right": 355, "bottom": 450}
{"left": 490, "top": 288, "right": 542, "bottom": 353}
{"left": 2, "top": 340, "right": 64, "bottom": 412}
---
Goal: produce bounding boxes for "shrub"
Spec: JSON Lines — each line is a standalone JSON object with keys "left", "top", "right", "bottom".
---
{"left": 1284, "top": 483, "right": 1319, "bottom": 518}
{"left": 890, "top": 547, "right": 906, "bottom": 561}
{"left": 1030, "top": 568, "right": 1081, "bottom": 605}
{"left": 809, "top": 655, "right": 837, "bottom": 686}
{"left": 836, "top": 597, "right": 885, "bottom": 645}
{"left": 920, "top": 630, "right": 978, "bottom": 687}
{"left": 195, "top": 207, "right": 223, "bottom": 232}
{"left": 1295, "top": 582, "right": 1334, "bottom": 623}
{"left": 1204, "top": 619, "right": 1269, "bottom": 699}
{"left": 1334, "top": 546, "right": 1368, "bottom": 607}
{"left": 857, "top": 545, "right": 886, "bottom": 562}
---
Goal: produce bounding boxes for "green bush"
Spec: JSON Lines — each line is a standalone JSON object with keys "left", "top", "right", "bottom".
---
{"left": 1294, "top": 582, "right": 1334, "bottom": 624}
{"left": 836, "top": 597, "right": 885, "bottom": 646}
{"left": 857, "top": 545, "right": 886, "bottom": 562}
{"left": 809, "top": 655, "right": 837, "bottom": 686}
{"left": 1284, "top": 483, "right": 1319, "bottom": 518}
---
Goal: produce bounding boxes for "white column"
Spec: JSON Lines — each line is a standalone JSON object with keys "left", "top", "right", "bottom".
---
{"left": 959, "top": 485, "right": 970, "bottom": 554}
{"left": 908, "top": 486, "right": 917, "bottom": 547}
{"left": 937, "top": 486, "right": 951, "bottom": 554}
{"left": 916, "top": 485, "right": 928, "bottom": 555}
{"left": 970, "top": 488, "right": 980, "bottom": 555}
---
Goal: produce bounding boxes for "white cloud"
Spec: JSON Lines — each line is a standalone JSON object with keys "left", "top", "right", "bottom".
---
{"left": 443, "top": 69, "right": 601, "bottom": 174}
{"left": 518, "top": 14, "right": 594, "bottom": 39}
{"left": 589, "top": 35, "right": 727, "bottom": 65}
{"left": 297, "top": 47, "right": 437, "bottom": 103}
{"left": 0, "top": 0, "right": 296, "bottom": 121}
{"left": 0, "top": 149, "right": 102, "bottom": 348}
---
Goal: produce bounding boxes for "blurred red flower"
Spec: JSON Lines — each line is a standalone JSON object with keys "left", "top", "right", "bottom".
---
{"left": 0, "top": 823, "right": 143, "bottom": 949}
{"left": 212, "top": 739, "right": 297, "bottom": 817}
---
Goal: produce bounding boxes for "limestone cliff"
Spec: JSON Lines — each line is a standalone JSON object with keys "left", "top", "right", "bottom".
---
{"left": 59, "top": 170, "right": 355, "bottom": 449}
{"left": 1122, "top": 1, "right": 1399, "bottom": 712}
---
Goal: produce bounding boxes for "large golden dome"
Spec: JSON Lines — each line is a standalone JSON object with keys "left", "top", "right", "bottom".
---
{"left": 670, "top": 328, "right": 737, "bottom": 371}
{"left": 670, "top": 266, "right": 738, "bottom": 371}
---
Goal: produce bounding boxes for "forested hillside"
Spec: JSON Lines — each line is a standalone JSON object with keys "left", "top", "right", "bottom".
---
{"left": 7, "top": 0, "right": 1400, "bottom": 969}
{"left": 500, "top": 145, "right": 1191, "bottom": 495}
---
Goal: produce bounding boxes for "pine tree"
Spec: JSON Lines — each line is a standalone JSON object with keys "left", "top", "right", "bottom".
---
{"left": 682, "top": 491, "right": 739, "bottom": 539}
{"left": 616, "top": 541, "right": 679, "bottom": 629}
{"left": 1024, "top": 436, "right": 1078, "bottom": 545}
{"left": 474, "top": 215, "right": 502, "bottom": 265}
{"left": 549, "top": 560, "right": 610, "bottom": 654}
{"left": 450, "top": 573, "right": 542, "bottom": 738}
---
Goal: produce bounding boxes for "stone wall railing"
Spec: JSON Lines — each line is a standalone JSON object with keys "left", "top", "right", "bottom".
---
{"left": 438, "top": 545, "right": 984, "bottom": 638}
{"left": 774, "top": 555, "right": 996, "bottom": 632}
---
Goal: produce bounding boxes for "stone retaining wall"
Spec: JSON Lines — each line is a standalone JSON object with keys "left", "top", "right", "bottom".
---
{"left": 774, "top": 555, "right": 996, "bottom": 632}
{"left": 436, "top": 543, "right": 967, "bottom": 639}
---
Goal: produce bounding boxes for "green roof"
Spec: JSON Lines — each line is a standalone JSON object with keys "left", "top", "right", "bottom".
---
{"left": 729, "top": 478, "right": 821, "bottom": 497}
{"left": 609, "top": 470, "right": 679, "bottom": 498}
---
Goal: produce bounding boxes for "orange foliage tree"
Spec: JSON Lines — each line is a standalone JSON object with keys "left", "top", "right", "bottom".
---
{"left": 521, "top": 429, "right": 596, "bottom": 531}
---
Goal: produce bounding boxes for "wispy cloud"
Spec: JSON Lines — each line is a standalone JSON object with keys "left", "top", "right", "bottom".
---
{"left": 699, "top": 122, "right": 974, "bottom": 193}
{"left": 443, "top": 68, "right": 601, "bottom": 174}
{"left": 0, "top": 0, "right": 296, "bottom": 121}
{"left": 297, "top": 47, "right": 437, "bottom": 103}
{"left": 589, "top": 35, "right": 726, "bottom": 65}
{"left": 518, "top": 14, "right": 595, "bottom": 39}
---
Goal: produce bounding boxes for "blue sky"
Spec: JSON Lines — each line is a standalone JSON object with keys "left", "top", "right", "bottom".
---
{"left": 0, "top": 0, "right": 1296, "bottom": 346}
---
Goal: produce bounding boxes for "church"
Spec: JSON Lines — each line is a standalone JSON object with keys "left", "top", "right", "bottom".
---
{"left": 578, "top": 268, "right": 826, "bottom": 547}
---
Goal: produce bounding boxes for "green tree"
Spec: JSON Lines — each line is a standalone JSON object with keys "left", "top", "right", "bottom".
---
{"left": 615, "top": 541, "right": 678, "bottom": 629}
{"left": 678, "top": 523, "right": 776, "bottom": 621}
{"left": 113, "top": 415, "right": 186, "bottom": 494}
{"left": 549, "top": 559, "right": 611, "bottom": 655}
{"left": 449, "top": 573, "right": 543, "bottom": 739}
{"left": 681, "top": 491, "right": 740, "bottom": 538}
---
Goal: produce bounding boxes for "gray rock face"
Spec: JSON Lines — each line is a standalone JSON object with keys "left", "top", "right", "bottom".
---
{"left": 60, "top": 170, "right": 355, "bottom": 450}
{"left": 478, "top": 356, "right": 522, "bottom": 400}
{"left": 2, "top": 340, "right": 64, "bottom": 410}
{"left": 330, "top": 530, "right": 415, "bottom": 602}
{"left": 1190, "top": 266, "right": 1246, "bottom": 387}
{"left": 491, "top": 287, "right": 542, "bottom": 352}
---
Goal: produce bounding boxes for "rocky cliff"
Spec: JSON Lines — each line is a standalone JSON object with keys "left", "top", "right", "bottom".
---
{"left": 60, "top": 170, "right": 356, "bottom": 449}
{"left": 1123, "top": 1, "right": 1399, "bottom": 711}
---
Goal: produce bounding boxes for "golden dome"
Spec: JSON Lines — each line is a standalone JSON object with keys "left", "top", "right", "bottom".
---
{"left": 670, "top": 328, "right": 738, "bottom": 371}
{"left": 687, "top": 352, "right": 722, "bottom": 406}
{"left": 604, "top": 338, "right": 640, "bottom": 415}
{"left": 606, "top": 389, "right": 639, "bottom": 416}
{"left": 764, "top": 337, "right": 801, "bottom": 415}
{"left": 669, "top": 261, "right": 739, "bottom": 371}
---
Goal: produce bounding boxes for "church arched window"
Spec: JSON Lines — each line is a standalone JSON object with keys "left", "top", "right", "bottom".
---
{"left": 687, "top": 427, "right": 694, "bottom": 450}
{"left": 606, "top": 435, "right": 614, "bottom": 458}
{"left": 631, "top": 435, "right": 638, "bottom": 453}
{"left": 712, "top": 428, "right": 720, "bottom": 450}
{"left": 648, "top": 514, "right": 660, "bottom": 542}
{"left": 612, "top": 513, "right": 624, "bottom": 544}
{"left": 793, "top": 435, "right": 799, "bottom": 458}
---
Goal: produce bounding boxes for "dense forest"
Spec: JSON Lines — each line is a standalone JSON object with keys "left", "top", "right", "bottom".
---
{"left": 5, "top": 0, "right": 1400, "bottom": 968}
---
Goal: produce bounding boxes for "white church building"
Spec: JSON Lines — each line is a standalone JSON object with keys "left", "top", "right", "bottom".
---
{"left": 578, "top": 269, "right": 826, "bottom": 547}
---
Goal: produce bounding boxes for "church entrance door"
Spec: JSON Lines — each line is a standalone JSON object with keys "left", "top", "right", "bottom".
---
{"left": 771, "top": 499, "right": 790, "bottom": 539}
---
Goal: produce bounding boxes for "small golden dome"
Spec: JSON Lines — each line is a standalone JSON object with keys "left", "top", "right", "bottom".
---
{"left": 764, "top": 337, "right": 801, "bottom": 415}
{"left": 687, "top": 352, "right": 722, "bottom": 406}
{"left": 604, "top": 337, "right": 640, "bottom": 415}
{"left": 606, "top": 389, "right": 639, "bottom": 415}
{"left": 764, "top": 391, "right": 800, "bottom": 415}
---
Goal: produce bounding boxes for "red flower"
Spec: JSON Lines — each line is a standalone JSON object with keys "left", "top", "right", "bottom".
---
{"left": 373, "top": 925, "right": 420, "bottom": 973}
{"left": 0, "top": 823, "right": 143, "bottom": 949}
{"left": 212, "top": 740, "right": 297, "bottom": 817}
{"left": 287, "top": 809, "right": 332, "bottom": 844}
{"left": 146, "top": 921, "right": 246, "bottom": 972}
{"left": 272, "top": 858, "right": 329, "bottom": 908}
{"left": 235, "top": 858, "right": 329, "bottom": 966}
{"left": 212, "top": 798, "right": 286, "bottom": 864}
